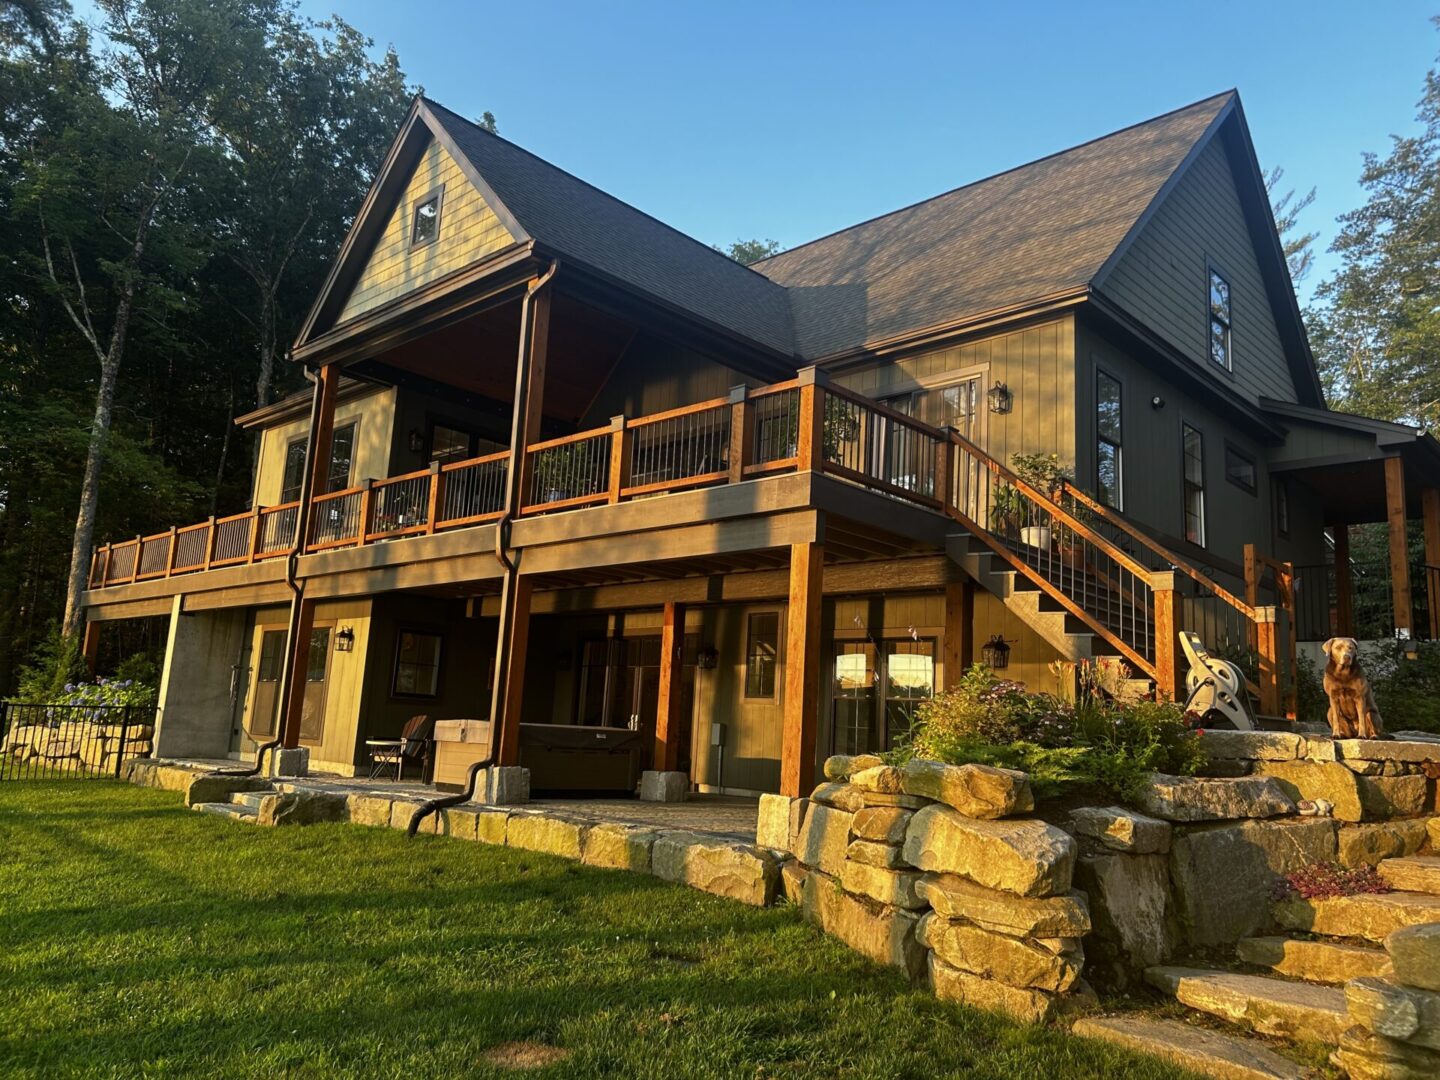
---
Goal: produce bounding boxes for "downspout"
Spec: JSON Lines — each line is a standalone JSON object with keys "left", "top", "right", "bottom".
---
{"left": 216, "top": 361, "right": 324, "bottom": 778}
{"left": 407, "top": 260, "right": 558, "bottom": 835}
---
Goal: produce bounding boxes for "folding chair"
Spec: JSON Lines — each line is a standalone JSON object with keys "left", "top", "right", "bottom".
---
{"left": 366, "top": 714, "right": 434, "bottom": 781}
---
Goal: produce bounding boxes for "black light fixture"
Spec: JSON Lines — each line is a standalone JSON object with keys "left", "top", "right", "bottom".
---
{"left": 1151, "top": 395, "right": 1166, "bottom": 410}
{"left": 981, "top": 634, "right": 1011, "bottom": 670}
{"left": 987, "top": 380, "right": 1013, "bottom": 415}
{"left": 697, "top": 645, "right": 720, "bottom": 670}
{"left": 335, "top": 626, "right": 355, "bottom": 652}
{"left": 408, "top": 428, "right": 425, "bottom": 453}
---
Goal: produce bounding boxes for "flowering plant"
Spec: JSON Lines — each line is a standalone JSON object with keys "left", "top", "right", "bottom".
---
{"left": 53, "top": 676, "right": 156, "bottom": 721}
{"left": 1270, "top": 862, "right": 1391, "bottom": 901}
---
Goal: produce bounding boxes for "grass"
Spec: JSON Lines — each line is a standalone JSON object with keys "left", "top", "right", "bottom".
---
{"left": 0, "top": 781, "right": 1199, "bottom": 1079}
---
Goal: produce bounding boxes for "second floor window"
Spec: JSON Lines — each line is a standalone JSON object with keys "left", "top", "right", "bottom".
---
{"left": 279, "top": 421, "right": 358, "bottom": 504}
{"left": 1275, "top": 479, "right": 1290, "bottom": 538}
{"left": 1182, "top": 424, "right": 1205, "bottom": 546}
{"left": 411, "top": 187, "right": 443, "bottom": 247}
{"left": 1209, "top": 268, "right": 1232, "bottom": 371}
{"left": 1225, "top": 443, "right": 1257, "bottom": 494}
{"left": 1096, "top": 370, "right": 1123, "bottom": 509}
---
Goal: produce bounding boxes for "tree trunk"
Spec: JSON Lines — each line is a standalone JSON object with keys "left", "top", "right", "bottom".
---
{"left": 61, "top": 295, "right": 132, "bottom": 637}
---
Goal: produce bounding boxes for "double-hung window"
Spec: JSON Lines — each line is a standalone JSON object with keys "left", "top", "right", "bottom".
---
{"left": 1225, "top": 443, "right": 1257, "bottom": 494}
{"left": 278, "top": 421, "right": 357, "bottom": 502}
{"left": 1209, "top": 268, "right": 1232, "bottom": 371}
{"left": 1096, "top": 370, "right": 1123, "bottom": 509}
{"left": 1182, "top": 424, "right": 1206, "bottom": 546}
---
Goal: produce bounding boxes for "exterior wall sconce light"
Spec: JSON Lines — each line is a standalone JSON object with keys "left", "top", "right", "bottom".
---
{"left": 981, "top": 634, "right": 1011, "bottom": 669}
{"left": 1151, "top": 395, "right": 1166, "bottom": 410}
{"left": 408, "top": 428, "right": 425, "bottom": 453}
{"left": 698, "top": 645, "right": 720, "bottom": 669}
{"left": 335, "top": 626, "right": 355, "bottom": 652}
{"left": 987, "top": 381, "right": 1013, "bottom": 414}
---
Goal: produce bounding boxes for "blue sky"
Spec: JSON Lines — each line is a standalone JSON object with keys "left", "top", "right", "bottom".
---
{"left": 302, "top": 3, "right": 1431, "bottom": 302}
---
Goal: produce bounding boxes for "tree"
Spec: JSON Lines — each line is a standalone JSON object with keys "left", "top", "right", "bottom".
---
{"left": 715, "top": 238, "right": 782, "bottom": 266}
{"left": 1309, "top": 26, "right": 1440, "bottom": 426}
{"left": 1264, "top": 165, "right": 1318, "bottom": 284}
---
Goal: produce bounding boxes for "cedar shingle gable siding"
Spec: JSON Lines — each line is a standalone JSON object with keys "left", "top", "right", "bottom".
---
{"left": 339, "top": 139, "right": 515, "bottom": 323}
{"left": 751, "top": 95, "right": 1230, "bottom": 360}
{"left": 1097, "top": 136, "right": 1295, "bottom": 404}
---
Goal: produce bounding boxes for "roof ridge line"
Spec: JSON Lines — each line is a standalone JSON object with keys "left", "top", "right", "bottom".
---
{"left": 749, "top": 89, "right": 1237, "bottom": 270}
{"left": 420, "top": 96, "right": 790, "bottom": 289}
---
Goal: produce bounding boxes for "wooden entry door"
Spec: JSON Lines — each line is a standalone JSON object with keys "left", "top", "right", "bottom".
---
{"left": 246, "top": 625, "right": 332, "bottom": 745}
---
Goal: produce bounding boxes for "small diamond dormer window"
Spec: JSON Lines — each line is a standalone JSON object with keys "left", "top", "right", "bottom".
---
{"left": 410, "top": 186, "right": 443, "bottom": 247}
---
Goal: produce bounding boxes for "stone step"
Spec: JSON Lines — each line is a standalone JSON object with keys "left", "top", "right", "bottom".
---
{"left": 191, "top": 801, "right": 260, "bottom": 823}
{"left": 1143, "top": 966, "right": 1349, "bottom": 1045}
{"left": 229, "top": 790, "right": 270, "bottom": 810}
{"left": 1273, "top": 890, "right": 1440, "bottom": 943}
{"left": 1377, "top": 855, "right": 1440, "bottom": 896}
{"left": 1072, "top": 1016, "right": 1306, "bottom": 1080}
{"left": 1235, "top": 935, "right": 1391, "bottom": 985}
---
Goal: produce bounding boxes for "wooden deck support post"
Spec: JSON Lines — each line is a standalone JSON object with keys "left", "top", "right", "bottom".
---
{"left": 490, "top": 574, "right": 532, "bottom": 767}
{"left": 1255, "top": 604, "right": 1282, "bottom": 717}
{"left": 1423, "top": 487, "right": 1440, "bottom": 639}
{"left": 1384, "top": 456, "right": 1413, "bottom": 638}
{"left": 654, "top": 601, "right": 685, "bottom": 772}
{"left": 279, "top": 598, "right": 318, "bottom": 750}
{"left": 1151, "top": 570, "right": 1182, "bottom": 702}
{"left": 780, "top": 539, "right": 823, "bottom": 797}
{"left": 942, "top": 579, "right": 974, "bottom": 688}
{"left": 1333, "top": 524, "right": 1354, "bottom": 637}
{"left": 82, "top": 618, "right": 101, "bottom": 676}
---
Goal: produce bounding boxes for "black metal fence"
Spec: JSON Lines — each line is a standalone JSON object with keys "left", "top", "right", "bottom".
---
{"left": 1293, "top": 560, "right": 1440, "bottom": 642}
{"left": 0, "top": 702, "right": 154, "bottom": 781}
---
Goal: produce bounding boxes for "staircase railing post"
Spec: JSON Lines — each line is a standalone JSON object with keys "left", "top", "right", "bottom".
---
{"left": 1150, "top": 570, "right": 1182, "bottom": 702}
{"left": 1254, "top": 604, "right": 1282, "bottom": 717}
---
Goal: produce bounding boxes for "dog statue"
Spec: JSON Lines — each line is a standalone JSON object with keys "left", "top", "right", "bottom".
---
{"left": 1321, "top": 637, "right": 1385, "bottom": 739}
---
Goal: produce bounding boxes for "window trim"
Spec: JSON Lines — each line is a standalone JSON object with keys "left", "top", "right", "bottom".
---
{"left": 409, "top": 184, "right": 445, "bottom": 249}
{"left": 876, "top": 363, "right": 989, "bottom": 443}
{"left": 280, "top": 435, "right": 308, "bottom": 504}
{"left": 1223, "top": 441, "right": 1258, "bottom": 496}
{"left": 325, "top": 420, "right": 359, "bottom": 495}
{"left": 1095, "top": 367, "right": 1124, "bottom": 511}
{"left": 1207, "top": 261, "right": 1234, "bottom": 373}
{"left": 743, "top": 610, "right": 782, "bottom": 700}
{"left": 1181, "top": 422, "right": 1206, "bottom": 548}
{"left": 391, "top": 626, "right": 445, "bottom": 699}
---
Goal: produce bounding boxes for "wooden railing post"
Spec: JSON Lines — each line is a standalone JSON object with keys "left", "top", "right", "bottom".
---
{"left": 727, "top": 384, "right": 751, "bottom": 485}
{"left": 202, "top": 515, "right": 218, "bottom": 571}
{"left": 796, "top": 366, "right": 825, "bottom": 473}
{"left": 1150, "top": 570, "right": 1182, "bottom": 702}
{"left": 607, "top": 415, "right": 629, "bottom": 504}
{"left": 935, "top": 426, "right": 953, "bottom": 512}
{"left": 98, "top": 543, "right": 111, "bottom": 586}
{"left": 357, "top": 479, "right": 376, "bottom": 546}
{"left": 1255, "top": 604, "right": 1281, "bottom": 717}
{"left": 247, "top": 506, "right": 263, "bottom": 564}
{"left": 128, "top": 536, "right": 142, "bottom": 583}
{"left": 163, "top": 525, "right": 179, "bottom": 578}
{"left": 425, "top": 461, "right": 442, "bottom": 535}
{"left": 1334, "top": 524, "right": 1353, "bottom": 636}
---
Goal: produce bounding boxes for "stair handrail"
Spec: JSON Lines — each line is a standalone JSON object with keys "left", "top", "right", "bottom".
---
{"left": 1056, "top": 480, "right": 1256, "bottom": 620}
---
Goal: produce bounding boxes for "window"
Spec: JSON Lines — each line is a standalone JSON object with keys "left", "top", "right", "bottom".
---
{"left": 410, "top": 186, "right": 443, "bottom": 247}
{"left": 1182, "top": 424, "right": 1206, "bottom": 546}
{"left": 830, "top": 638, "right": 935, "bottom": 755}
{"left": 884, "top": 376, "right": 981, "bottom": 440}
{"left": 1096, "top": 370, "right": 1123, "bottom": 509}
{"left": 1224, "top": 443, "right": 1257, "bottom": 494}
{"left": 1209, "top": 268, "right": 1232, "bottom": 371}
{"left": 280, "top": 437, "right": 307, "bottom": 504}
{"left": 392, "top": 630, "right": 443, "bottom": 697}
{"left": 430, "top": 423, "right": 472, "bottom": 465}
{"left": 744, "top": 612, "right": 780, "bottom": 698}
{"left": 1275, "top": 479, "right": 1290, "bottom": 538}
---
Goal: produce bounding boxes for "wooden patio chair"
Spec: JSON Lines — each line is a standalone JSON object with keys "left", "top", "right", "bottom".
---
{"left": 366, "top": 714, "right": 434, "bottom": 781}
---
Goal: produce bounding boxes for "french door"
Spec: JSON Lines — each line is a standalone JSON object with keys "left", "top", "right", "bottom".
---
{"left": 830, "top": 638, "right": 936, "bottom": 755}
{"left": 245, "top": 625, "right": 331, "bottom": 744}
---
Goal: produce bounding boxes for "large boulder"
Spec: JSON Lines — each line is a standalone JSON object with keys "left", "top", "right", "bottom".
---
{"left": 915, "top": 873, "right": 1090, "bottom": 937}
{"left": 1274, "top": 891, "right": 1440, "bottom": 943}
{"left": 1334, "top": 1025, "right": 1440, "bottom": 1080}
{"left": 1069, "top": 805, "right": 1171, "bottom": 854}
{"left": 899, "top": 759, "right": 1033, "bottom": 819}
{"left": 506, "top": 812, "right": 588, "bottom": 860}
{"left": 1359, "top": 775, "right": 1429, "bottom": 819}
{"left": 823, "top": 754, "right": 883, "bottom": 780}
{"left": 1387, "top": 924, "right": 1440, "bottom": 992}
{"left": 808, "top": 782, "right": 866, "bottom": 813}
{"left": 755, "top": 793, "right": 807, "bottom": 852}
{"left": 182, "top": 773, "right": 269, "bottom": 808}
{"left": 839, "top": 860, "right": 924, "bottom": 909}
{"left": 902, "top": 805, "right": 1075, "bottom": 898}
{"left": 1075, "top": 852, "right": 1175, "bottom": 976}
{"left": 1138, "top": 774, "right": 1295, "bottom": 822}
{"left": 928, "top": 954, "right": 1071, "bottom": 1024}
{"left": 1200, "top": 729, "right": 1306, "bottom": 761}
{"left": 851, "top": 806, "right": 913, "bottom": 845}
{"left": 792, "top": 802, "right": 854, "bottom": 876}
{"left": 1347, "top": 977, "right": 1440, "bottom": 1051}
{"left": 799, "top": 868, "right": 925, "bottom": 979}
{"left": 917, "top": 913, "right": 1083, "bottom": 992}
{"left": 845, "top": 839, "right": 907, "bottom": 869}
{"left": 1259, "top": 760, "right": 1365, "bottom": 822}
{"left": 256, "top": 790, "right": 346, "bottom": 827}
{"left": 345, "top": 793, "right": 396, "bottom": 828}
{"left": 652, "top": 834, "right": 778, "bottom": 906}
{"left": 1169, "top": 818, "right": 1337, "bottom": 946}
{"left": 1339, "top": 820, "right": 1429, "bottom": 868}
{"left": 582, "top": 822, "right": 658, "bottom": 872}
{"left": 849, "top": 764, "right": 906, "bottom": 794}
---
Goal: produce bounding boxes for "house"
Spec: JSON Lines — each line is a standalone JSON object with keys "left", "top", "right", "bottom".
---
{"left": 81, "top": 91, "right": 1440, "bottom": 798}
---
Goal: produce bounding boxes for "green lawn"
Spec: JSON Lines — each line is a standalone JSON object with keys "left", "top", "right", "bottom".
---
{"left": 0, "top": 781, "right": 1195, "bottom": 1079}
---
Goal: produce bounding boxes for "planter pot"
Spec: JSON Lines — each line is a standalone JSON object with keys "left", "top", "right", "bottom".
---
{"left": 1020, "top": 525, "right": 1052, "bottom": 550}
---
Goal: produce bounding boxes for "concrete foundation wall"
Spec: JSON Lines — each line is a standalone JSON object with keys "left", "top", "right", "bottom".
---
{"left": 154, "top": 596, "right": 247, "bottom": 759}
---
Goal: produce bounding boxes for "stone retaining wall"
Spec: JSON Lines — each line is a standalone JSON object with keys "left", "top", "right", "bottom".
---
{"left": 1335, "top": 924, "right": 1440, "bottom": 1079}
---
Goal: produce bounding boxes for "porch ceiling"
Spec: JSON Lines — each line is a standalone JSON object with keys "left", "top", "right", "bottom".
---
{"left": 1279, "top": 450, "right": 1440, "bottom": 526}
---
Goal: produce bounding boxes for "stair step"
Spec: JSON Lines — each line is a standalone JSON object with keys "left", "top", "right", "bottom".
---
{"left": 1072, "top": 1016, "right": 1306, "bottom": 1080}
{"left": 1236, "top": 936, "right": 1392, "bottom": 985}
{"left": 1273, "top": 890, "right": 1440, "bottom": 943}
{"left": 1378, "top": 856, "right": 1440, "bottom": 896}
{"left": 191, "top": 802, "right": 260, "bottom": 823}
{"left": 1143, "top": 966, "right": 1349, "bottom": 1045}
{"left": 230, "top": 790, "right": 270, "bottom": 809}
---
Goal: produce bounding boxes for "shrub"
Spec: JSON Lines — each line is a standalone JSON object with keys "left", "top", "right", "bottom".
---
{"left": 15, "top": 630, "right": 87, "bottom": 704}
{"left": 897, "top": 666, "right": 1203, "bottom": 803}
{"left": 1270, "top": 861, "right": 1391, "bottom": 901}
{"left": 1367, "top": 640, "right": 1440, "bottom": 735}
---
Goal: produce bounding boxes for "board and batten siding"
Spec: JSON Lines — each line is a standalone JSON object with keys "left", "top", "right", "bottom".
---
{"left": 1099, "top": 136, "right": 1296, "bottom": 405}
{"left": 251, "top": 386, "right": 396, "bottom": 507}
{"left": 833, "top": 315, "right": 1077, "bottom": 475}
{"left": 338, "top": 139, "right": 515, "bottom": 324}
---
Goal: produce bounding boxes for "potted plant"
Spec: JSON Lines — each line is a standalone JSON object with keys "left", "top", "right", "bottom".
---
{"left": 1009, "top": 453, "right": 1067, "bottom": 551}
